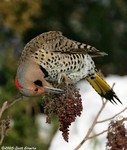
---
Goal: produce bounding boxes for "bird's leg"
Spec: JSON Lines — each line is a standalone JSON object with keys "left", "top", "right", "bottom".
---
{"left": 58, "top": 73, "right": 69, "bottom": 96}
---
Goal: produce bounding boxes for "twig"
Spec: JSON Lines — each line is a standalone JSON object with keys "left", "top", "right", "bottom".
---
{"left": 74, "top": 100, "right": 108, "bottom": 150}
{"left": 87, "top": 129, "right": 108, "bottom": 140}
{"left": 0, "top": 94, "right": 23, "bottom": 119}
{"left": 88, "top": 117, "right": 127, "bottom": 140}
{"left": 97, "top": 107, "right": 127, "bottom": 123}
{"left": 0, "top": 101, "right": 8, "bottom": 119}
{"left": 0, "top": 94, "right": 23, "bottom": 145}
{"left": 0, "top": 121, "right": 5, "bottom": 145}
{"left": 87, "top": 117, "right": 127, "bottom": 140}
{"left": 5, "top": 95, "right": 23, "bottom": 109}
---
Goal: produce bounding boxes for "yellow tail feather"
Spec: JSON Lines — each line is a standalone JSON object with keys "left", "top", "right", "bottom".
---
{"left": 86, "top": 73, "right": 122, "bottom": 104}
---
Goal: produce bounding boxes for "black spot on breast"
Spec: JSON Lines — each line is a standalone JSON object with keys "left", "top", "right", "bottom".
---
{"left": 77, "top": 68, "right": 80, "bottom": 72}
{"left": 78, "top": 60, "right": 80, "bottom": 64}
{"left": 39, "top": 65, "right": 49, "bottom": 78}
{"left": 58, "top": 57, "right": 61, "bottom": 60}
{"left": 82, "top": 54, "right": 85, "bottom": 59}
{"left": 70, "top": 66, "right": 73, "bottom": 69}
{"left": 74, "top": 65, "right": 76, "bottom": 69}
{"left": 74, "top": 61, "right": 77, "bottom": 65}
{"left": 82, "top": 64, "right": 84, "bottom": 68}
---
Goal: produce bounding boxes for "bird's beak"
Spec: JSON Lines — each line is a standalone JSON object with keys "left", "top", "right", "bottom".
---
{"left": 44, "top": 86, "right": 64, "bottom": 94}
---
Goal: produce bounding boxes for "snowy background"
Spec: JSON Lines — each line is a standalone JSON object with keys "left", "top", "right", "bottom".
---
{"left": 45, "top": 75, "right": 127, "bottom": 150}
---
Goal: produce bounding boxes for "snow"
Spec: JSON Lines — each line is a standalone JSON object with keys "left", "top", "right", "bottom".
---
{"left": 36, "top": 114, "right": 53, "bottom": 143}
{"left": 49, "top": 75, "right": 127, "bottom": 150}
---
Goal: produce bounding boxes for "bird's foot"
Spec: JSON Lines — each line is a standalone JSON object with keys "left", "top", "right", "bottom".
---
{"left": 58, "top": 73, "right": 70, "bottom": 96}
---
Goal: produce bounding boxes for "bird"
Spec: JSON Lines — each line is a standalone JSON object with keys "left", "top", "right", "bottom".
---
{"left": 15, "top": 31, "right": 122, "bottom": 104}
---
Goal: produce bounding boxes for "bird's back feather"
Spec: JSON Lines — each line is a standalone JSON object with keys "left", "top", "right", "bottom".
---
{"left": 19, "top": 31, "right": 107, "bottom": 64}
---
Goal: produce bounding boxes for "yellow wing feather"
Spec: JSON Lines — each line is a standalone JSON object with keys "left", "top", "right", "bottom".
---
{"left": 86, "top": 73, "right": 122, "bottom": 104}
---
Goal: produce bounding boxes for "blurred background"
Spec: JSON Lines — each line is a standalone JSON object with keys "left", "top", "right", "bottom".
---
{"left": 0, "top": 0, "right": 127, "bottom": 149}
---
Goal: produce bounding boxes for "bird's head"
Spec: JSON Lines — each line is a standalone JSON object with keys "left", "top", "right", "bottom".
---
{"left": 15, "top": 76, "right": 45, "bottom": 96}
{"left": 15, "top": 60, "right": 64, "bottom": 96}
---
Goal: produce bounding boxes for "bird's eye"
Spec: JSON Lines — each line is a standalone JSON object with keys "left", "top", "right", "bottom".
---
{"left": 34, "top": 88, "right": 38, "bottom": 91}
{"left": 34, "top": 80, "right": 43, "bottom": 86}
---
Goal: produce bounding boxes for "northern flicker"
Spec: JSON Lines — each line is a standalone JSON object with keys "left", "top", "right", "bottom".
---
{"left": 15, "top": 31, "right": 121, "bottom": 104}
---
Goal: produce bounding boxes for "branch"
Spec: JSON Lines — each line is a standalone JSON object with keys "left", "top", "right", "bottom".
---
{"left": 0, "top": 94, "right": 23, "bottom": 119}
{"left": 87, "top": 129, "right": 108, "bottom": 140}
{"left": 97, "top": 107, "right": 127, "bottom": 124}
{"left": 0, "top": 94, "right": 23, "bottom": 145}
{"left": 0, "top": 101, "right": 8, "bottom": 119}
{"left": 74, "top": 82, "right": 124, "bottom": 149}
{"left": 90, "top": 117, "right": 127, "bottom": 140}
{"left": 74, "top": 99, "right": 108, "bottom": 150}
{"left": 0, "top": 121, "right": 5, "bottom": 145}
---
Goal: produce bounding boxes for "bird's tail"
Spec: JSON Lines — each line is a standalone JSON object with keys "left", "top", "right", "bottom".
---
{"left": 86, "top": 72, "right": 122, "bottom": 104}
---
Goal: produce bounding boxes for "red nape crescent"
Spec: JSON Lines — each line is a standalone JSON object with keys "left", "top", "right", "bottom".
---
{"left": 15, "top": 76, "right": 23, "bottom": 89}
